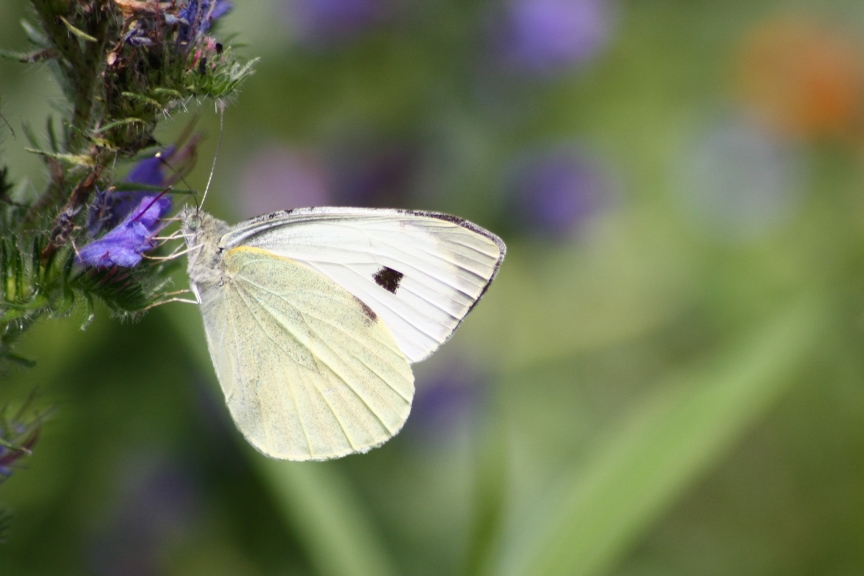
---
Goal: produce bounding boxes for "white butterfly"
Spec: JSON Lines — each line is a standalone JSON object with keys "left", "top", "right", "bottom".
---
{"left": 180, "top": 206, "right": 505, "bottom": 461}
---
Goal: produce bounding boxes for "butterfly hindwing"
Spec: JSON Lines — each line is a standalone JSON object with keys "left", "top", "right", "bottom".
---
{"left": 200, "top": 245, "right": 414, "bottom": 461}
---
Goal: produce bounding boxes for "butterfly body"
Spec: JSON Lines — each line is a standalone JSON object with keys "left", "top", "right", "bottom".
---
{"left": 181, "top": 206, "right": 505, "bottom": 461}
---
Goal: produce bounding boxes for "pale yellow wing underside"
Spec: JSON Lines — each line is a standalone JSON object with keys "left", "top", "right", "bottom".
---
{"left": 200, "top": 246, "right": 414, "bottom": 461}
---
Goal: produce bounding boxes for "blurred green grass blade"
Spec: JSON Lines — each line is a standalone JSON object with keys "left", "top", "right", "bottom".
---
{"left": 167, "top": 303, "right": 398, "bottom": 576}
{"left": 506, "top": 296, "right": 828, "bottom": 576}
{"left": 255, "top": 459, "right": 399, "bottom": 576}
{"left": 461, "top": 402, "right": 510, "bottom": 576}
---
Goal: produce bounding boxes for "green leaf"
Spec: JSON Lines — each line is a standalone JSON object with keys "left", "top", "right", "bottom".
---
{"left": 94, "top": 117, "right": 148, "bottom": 134}
{"left": 22, "top": 148, "right": 93, "bottom": 166}
{"left": 255, "top": 460, "right": 399, "bottom": 576}
{"left": 498, "top": 296, "right": 829, "bottom": 576}
{"left": 58, "top": 17, "right": 97, "bottom": 43}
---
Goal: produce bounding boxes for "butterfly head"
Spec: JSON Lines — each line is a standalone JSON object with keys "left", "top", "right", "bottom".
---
{"left": 180, "top": 206, "right": 231, "bottom": 289}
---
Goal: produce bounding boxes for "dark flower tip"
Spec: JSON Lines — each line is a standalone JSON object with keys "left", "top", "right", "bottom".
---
{"left": 0, "top": 399, "right": 47, "bottom": 483}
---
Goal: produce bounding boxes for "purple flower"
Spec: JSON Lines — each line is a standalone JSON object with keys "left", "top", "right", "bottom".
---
{"left": 238, "top": 145, "right": 331, "bottom": 217}
{"left": 89, "top": 146, "right": 175, "bottom": 235}
{"left": 120, "top": 0, "right": 232, "bottom": 48}
{"left": 507, "top": 145, "right": 615, "bottom": 238}
{"left": 177, "top": 0, "right": 233, "bottom": 44}
{"left": 282, "top": 0, "right": 385, "bottom": 46}
{"left": 88, "top": 455, "right": 200, "bottom": 576}
{"left": 78, "top": 194, "right": 171, "bottom": 268}
{"left": 81, "top": 138, "right": 200, "bottom": 268}
{"left": 494, "top": 0, "right": 614, "bottom": 76}
{"left": 406, "top": 360, "right": 487, "bottom": 447}
{"left": 328, "top": 139, "right": 421, "bottom": 208}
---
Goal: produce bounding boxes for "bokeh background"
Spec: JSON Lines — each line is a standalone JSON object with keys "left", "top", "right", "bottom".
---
{"left": 4, "top": 0, "right": 864, "bottom": 574}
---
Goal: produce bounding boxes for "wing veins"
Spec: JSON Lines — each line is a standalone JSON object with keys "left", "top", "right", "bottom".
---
{"left": 237, "top": 277, "right": 406, "bottom": 358}
{"left": 233, "top": 280, "right": 404, "bottom": 435}
{"left": 230, "top": 284, "right": 315, "bottom": 456}
{"left": 294, "top": 308, "right": 400, "bottom": 435}
{"left": 243, "top": 280, "right": 412, "bottom": 402}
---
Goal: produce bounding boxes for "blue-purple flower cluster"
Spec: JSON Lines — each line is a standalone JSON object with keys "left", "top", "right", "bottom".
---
{"left": 119, "top": 0, "right": 232, "bottom": 50}
{"left": 78, "top": 141, "right": 197, "bottom": 268}
{"left": 78, "top": 193, "right": 171, "bottom": 268}
{"left": 177, "top": 0, "right": 233, "bottom": 45}
{"left": 506, "top": 145, "right": 614, "bottom": 239}
{"left": 495, "top": 0, "right": 614, "bottom": 76}
{"left": 282, "top": 0, "right": 385, "bottom": 46}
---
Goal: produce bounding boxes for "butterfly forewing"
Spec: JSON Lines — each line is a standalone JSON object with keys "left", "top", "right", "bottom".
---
{"left": 201, "top": 245, "right": 414, "bottom": 461}
{"left": 220, "top": 208, "right": 506, "bottom": 362}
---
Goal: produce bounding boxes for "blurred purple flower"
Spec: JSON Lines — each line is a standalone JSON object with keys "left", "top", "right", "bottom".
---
{"left": 282, "top": 0, "right": 386, "bottom": 46}
{"left": 681, "top": 116, "right": 806, "bottom": 241}
{"left": 329, "top": 140, "right": 421, "bottom": 208}
{"left": 238, "top": 145, "right": 332, "bottom": 216}
{"left": 507, "top": 145, "right": 614, "bottom": 238}
{"left": 407, "top": 360, "right": 487, "bottom": 446}
{"left": 89, "top": 455, "right": 200, "bottom": 576}
{"left": 177, "top": 0, "right": 233, "bottom": 44}
{"left": 494, "top": 0, "right": 614, "bottom": 76}
{"left": 78, "top": 194, "right": 171, "bottom": 268}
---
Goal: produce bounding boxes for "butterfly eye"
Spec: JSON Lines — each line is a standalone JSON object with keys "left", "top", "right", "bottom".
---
{"left": 185, "top": 214, "right": 201, "bottom": 231}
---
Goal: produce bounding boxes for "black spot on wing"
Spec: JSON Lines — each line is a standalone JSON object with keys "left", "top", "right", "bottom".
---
{"left": 373, "top": 266, "right": 404, "bottom": 294}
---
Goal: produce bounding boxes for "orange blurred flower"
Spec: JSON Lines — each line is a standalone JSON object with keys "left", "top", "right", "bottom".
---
{"left": 736, "top": 17, "right": 864, "bottom": 141}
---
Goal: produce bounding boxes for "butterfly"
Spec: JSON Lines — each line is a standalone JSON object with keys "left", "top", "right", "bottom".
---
{"left": 180, "top": 206, "right": 505, "bottom": 461}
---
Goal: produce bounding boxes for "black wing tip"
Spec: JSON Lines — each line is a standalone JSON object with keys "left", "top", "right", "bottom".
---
{"left": 393, "top": 209, "right": 506, "bottom": 254}
{"left": 389, "top": 209, "right": 506, "bottom": 346}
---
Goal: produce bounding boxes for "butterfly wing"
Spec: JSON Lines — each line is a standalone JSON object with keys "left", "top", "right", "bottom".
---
{"left": 200, "top": 245, "right": 414, "bottom": 461}
{"left": 220, "top": 208, "right": 506, "bottom": 363}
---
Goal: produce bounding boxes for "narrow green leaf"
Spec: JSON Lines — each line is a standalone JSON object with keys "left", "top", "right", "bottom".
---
{"left": 255, "top": 459, "right": 400, "bottom": 576}
{"left": 58, "top": 16, "right": 97, "bottom": 42}
{"left": 22, "top": 148, "right": 93, "bottom": 166}
{"left": 120, "top": 92, "right": 163, "bottom": 109}
{"left": 0, "top": 47, "right": 58, "bottom": 62}
{"left": 151, "top": 88, "right": 184, "bottom": 99}
{"left": 460, "top": 408, "right": 509, "bottom": 576}
{"left": 19, "top": 19, "right": 48, "bottom": 46}
{"left": 502, "top": 296, "right": 828, "bottom": 576}
{"left": 94, "top": 117, "right": 147, "bottom": 134}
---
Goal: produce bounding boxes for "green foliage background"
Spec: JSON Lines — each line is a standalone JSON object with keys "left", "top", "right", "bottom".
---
{"left": 4, "top": 1, "right": 864, "bottom": 574}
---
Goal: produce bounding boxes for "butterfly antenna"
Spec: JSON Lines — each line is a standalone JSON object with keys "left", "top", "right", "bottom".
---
{"left": 199, "top": 102, "right": 225, "bottom": 212}
{"left": 152, "top": 118, "right": 201, "bottom": 206}
{"left": 0, "top": 111, "right": 15, "bottom": 138}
